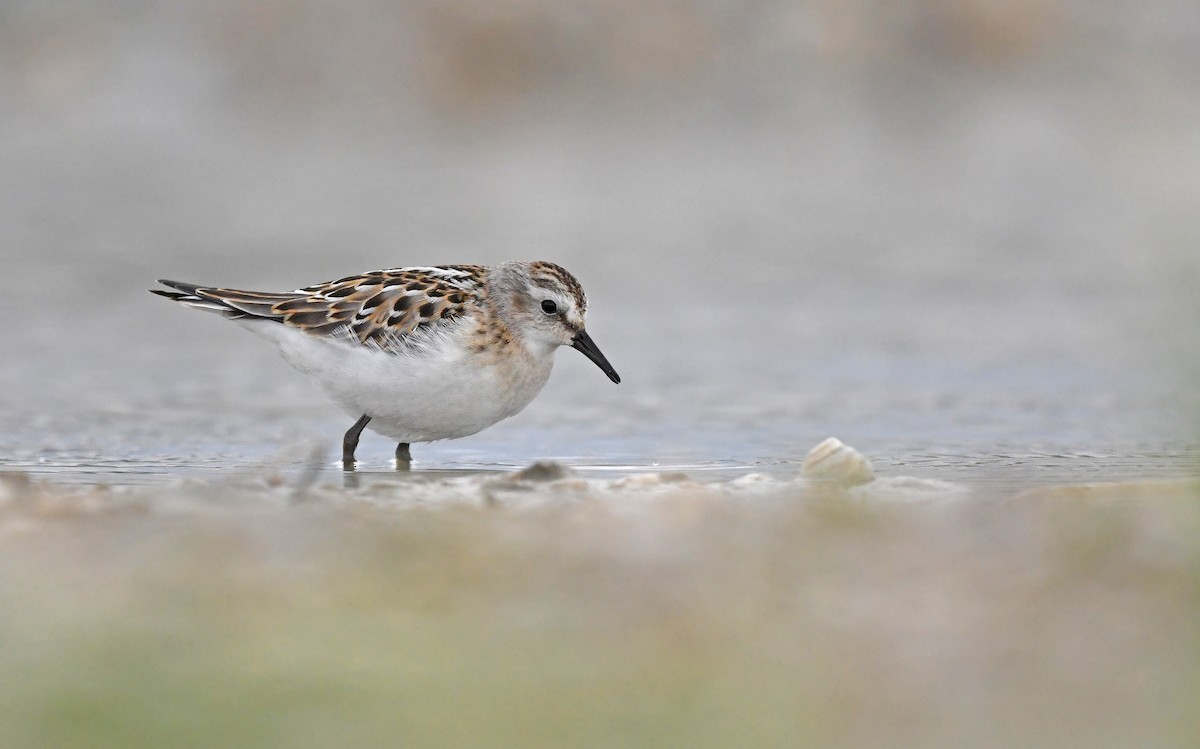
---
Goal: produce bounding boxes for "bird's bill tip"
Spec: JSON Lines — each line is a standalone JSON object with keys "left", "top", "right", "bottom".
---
{"left": 571, "top": 330, "right": 620, "bottom": 384}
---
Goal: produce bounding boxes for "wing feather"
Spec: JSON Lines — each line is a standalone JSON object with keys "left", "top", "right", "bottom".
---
{"left": 152, "top": 265, "right": 486, "bottom": 353}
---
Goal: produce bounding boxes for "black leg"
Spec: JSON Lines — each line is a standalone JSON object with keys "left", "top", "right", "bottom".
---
{"left": 343, "top": 414, "right": 371, "bottom": 470}
{"left": 395, "top": 442, "right": 411, "bottom": 471}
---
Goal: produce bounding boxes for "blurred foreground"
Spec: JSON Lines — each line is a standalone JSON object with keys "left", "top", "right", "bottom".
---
{"left": 1, "top": 469, "right": 1198, "bottom": 748}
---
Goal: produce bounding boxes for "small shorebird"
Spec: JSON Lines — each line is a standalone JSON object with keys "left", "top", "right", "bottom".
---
{"left": 152, "top": 262, "right": 620, "bottom": 469}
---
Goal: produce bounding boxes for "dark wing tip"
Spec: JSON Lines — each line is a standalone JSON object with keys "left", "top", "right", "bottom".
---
{"left": 157, "top": 279, "right": 203, "bottom": 295}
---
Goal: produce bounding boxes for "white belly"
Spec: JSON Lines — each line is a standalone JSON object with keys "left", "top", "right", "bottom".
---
{"left": 241, "top": 321, "right": 555, "bottom": 443}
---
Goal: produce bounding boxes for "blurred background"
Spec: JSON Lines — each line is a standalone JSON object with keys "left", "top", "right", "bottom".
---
{"left": 2, "top": 5, "right": 1200, "bottom": 748}
{"left": 1, "top": 0, "right": 1198, "bottom": 481}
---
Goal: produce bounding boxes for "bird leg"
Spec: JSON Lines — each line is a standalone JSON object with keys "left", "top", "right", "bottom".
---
{"left": 395, "top": 442, "right": 411, "bottom": 471}
{"left": 343, "top": 414, "right": 371, "bottom": 470}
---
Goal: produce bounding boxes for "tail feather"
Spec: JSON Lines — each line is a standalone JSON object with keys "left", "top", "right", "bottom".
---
{"left": 149, "top": 288, "right": 190, "bottom": 303}
{"left": 150, "top": 279, "right": 291, "bottom": 319}
{"left": 157, "top": 279, "right": 203, "bottom": 296}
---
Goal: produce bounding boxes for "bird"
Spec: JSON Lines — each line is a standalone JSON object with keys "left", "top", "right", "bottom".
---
{"left": 151, "top": 261, "right": 620, "bottom": 469}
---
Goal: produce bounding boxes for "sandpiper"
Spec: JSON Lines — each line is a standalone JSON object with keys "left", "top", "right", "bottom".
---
{"left": 152, "top": 262, "right": 620, "bottom": 469}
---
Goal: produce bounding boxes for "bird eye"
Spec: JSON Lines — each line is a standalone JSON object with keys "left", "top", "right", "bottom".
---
{"left": 540, "top": 299, "right": 558, "bottom": 315}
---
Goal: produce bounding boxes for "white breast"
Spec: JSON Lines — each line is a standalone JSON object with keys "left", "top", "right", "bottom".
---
{"left": 240, "top": 319, "right": 555, "bottom": 443}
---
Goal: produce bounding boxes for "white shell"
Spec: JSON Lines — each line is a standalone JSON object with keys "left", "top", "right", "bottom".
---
{"left": 801, "top": 437, "right": 875, "bottom": 486}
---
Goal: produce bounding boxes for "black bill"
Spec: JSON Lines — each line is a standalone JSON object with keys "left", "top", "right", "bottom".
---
{"left": 572, "top": 329, "right": 621, "bottom": 384}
